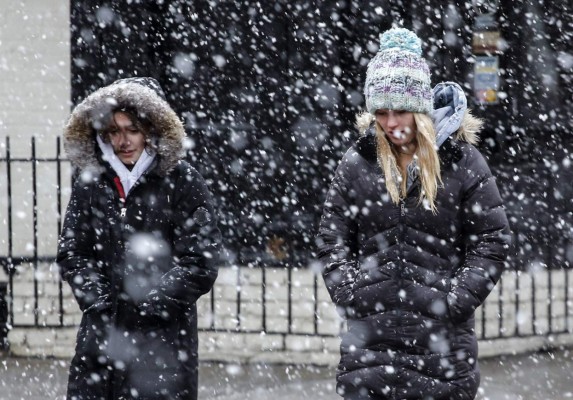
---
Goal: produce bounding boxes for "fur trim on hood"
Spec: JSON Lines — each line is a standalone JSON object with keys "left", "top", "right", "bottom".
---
{"left": 355, "top": 81, "right": 482, "bottom": 146}
{"left": 64, "top": 78, "right": 186, "bottom": 176}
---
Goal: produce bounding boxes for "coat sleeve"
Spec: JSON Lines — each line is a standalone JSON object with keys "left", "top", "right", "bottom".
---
{"left": 141, "top": 166, "right": 221, "bottom": 318}
{"left": 57, "top": 181, "right": 112, "bottom": 313}
{"left": 446, "top": 147, "right": 511, "bottom": 322}
{"left": 316, "top": 157, "right": 359, "bottom": 307}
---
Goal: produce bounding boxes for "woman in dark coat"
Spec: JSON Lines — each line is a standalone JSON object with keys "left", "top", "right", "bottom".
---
{"left": 57, "top": 77, "right": 221, "bottom": 400}
{"left": 317, "top": 28, "right": 511, "bottom": 400}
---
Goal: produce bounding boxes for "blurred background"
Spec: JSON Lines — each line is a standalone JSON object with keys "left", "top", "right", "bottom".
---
{"left": 67, "top": 0, "right": 573, "bottom": 270}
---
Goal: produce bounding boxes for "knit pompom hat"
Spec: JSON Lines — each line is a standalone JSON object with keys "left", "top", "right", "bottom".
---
{"left": 364, "top": 27, "right": 432, "bottom": 114}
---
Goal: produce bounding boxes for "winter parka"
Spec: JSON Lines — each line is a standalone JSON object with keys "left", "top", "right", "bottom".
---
{"left": 57, "top": 78, "right": 221, "bottom": 400}
{"left": 317, "top": 83, "right": 511, "bottom": 400}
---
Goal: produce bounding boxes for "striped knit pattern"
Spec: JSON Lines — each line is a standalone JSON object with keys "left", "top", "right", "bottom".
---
{"left": 364, "top": 28, "right": 432, "bottom": 114}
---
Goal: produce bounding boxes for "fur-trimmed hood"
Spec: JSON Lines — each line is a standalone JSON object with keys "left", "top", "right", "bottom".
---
{"left": 64, "top": 77, "right": 186, "bottom": 176}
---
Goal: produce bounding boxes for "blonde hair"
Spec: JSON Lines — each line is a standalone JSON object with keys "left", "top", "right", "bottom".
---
{"left": 373, "top": 113, "right": 442, "bottom": 213}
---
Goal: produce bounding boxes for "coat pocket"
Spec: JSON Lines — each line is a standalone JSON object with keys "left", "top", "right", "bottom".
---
{"left": 75, "top": 308, "right": 111, "bottom": 358}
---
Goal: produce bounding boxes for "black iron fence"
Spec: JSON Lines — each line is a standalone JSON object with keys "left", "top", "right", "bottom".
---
{"left": 0, "top": 136, "right": 571, "bottom": 344}
{"left": 0, "top": 136, "right": 65, "bottom": 332}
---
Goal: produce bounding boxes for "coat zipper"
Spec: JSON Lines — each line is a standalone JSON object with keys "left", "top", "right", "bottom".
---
{"left": 398, "top": 197, "right": 406, "bottom": 304}
{"left": 110, "top": 176, "right": 129, "bottom": 399}
{"left": 398, "top": 197, "right": 405, "bottom": 247}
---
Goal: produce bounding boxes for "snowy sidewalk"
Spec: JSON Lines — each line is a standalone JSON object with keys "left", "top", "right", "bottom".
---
{"left": 0, "top": 348, "right": 571, "bottom": 399}
{"left": 200, "top": 349, "right": 573, "bottom": 400}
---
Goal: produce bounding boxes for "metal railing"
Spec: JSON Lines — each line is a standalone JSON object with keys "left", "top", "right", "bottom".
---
{"left": 0, "top": 136, "right": 571, "bottom": 344}
{"left": 0, "top": 136, "right": 65, "bottom": 329}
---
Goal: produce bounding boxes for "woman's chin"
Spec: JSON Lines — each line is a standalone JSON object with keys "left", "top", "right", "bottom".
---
{"left": 389, "top": 138, "right": 410, "bottom": 147}
{"left": 119, "top": 157, "right": 137, "bottom": 167}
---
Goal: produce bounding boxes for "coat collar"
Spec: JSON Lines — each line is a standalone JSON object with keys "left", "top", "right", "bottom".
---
{"left": 355, "top": 126, "right": 378, "bottom": 163}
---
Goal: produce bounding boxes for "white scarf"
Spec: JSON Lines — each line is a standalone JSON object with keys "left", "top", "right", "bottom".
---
{"left": 96, "top": 135, "right": 156, "bottom": 195}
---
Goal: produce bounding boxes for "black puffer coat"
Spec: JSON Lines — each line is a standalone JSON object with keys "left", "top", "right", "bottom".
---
{"left": 57, "top": 78, "right": 221, "bottom": 400}
{"left": 317, "top": 87, "right": 510, "bottom": 400}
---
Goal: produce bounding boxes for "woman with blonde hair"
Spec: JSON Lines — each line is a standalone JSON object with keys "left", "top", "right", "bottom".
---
{"left": 317, "top": 27, "right": 511, "bottom": 399}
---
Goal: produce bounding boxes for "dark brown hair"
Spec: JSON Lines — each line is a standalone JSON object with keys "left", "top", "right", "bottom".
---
{"left": 98, "top": 107, "right": 156, "bottom": 147}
